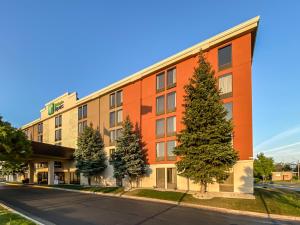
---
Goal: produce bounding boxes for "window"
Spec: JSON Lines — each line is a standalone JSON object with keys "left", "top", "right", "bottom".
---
{"left": 28, "top": 130, "right": 33, "bottom": 140}
{"left": 110, "top": 93, "right": 115, "bottom": 109}
{"left": 218, "top": 45, "right": 232, "bottom": 70}
{"left": 109, "top": 130, "right": 116, "bottom": 144}
{"left": 55, "top": 129, "right": 62, "bottom": 141}
{"left": 83, "top": 105, "right": 87, "bottom": 118}
{"left": 38, "top": 123, "right": 43, "bottom": 143}
{"left": 167, "top": 68, "right": 176, "bottom": 88}
{"left": 117, "top": 109, "right": 123, "bottom": 125}
{"left": 219, "top": 74, "right": 232, "bottom": 98}
{"left": 38, "top": 135, "right": 43, "bottom": 143}
{"left": 156, "top": 119, "right": 165, "bottom": 138}
{"left": 54, "top": 161, "right": 62, "bottom": 168}
{"left": 78, "top": 105, "right": 87, "bottom": 120}
{"left": 156, "top": 95, "right": 165, "bottom": 115}
{"left": 116, "top": 128, "right": 122, "bottom": 139}
{"left": 167, "top": 168, "right": 177, "bottom": 189}
{"left": 70, "top": 172, "right": 80, "bottom": 184}
{"left": 24, "top": 129, "right": 28, "bottom": 138}
{"left": 167, "top": 140, "right": 176, "bottom": 160}
{"left": 78, "top": 120, "right": 87, "bottom": 135}
{"left": 167, "top": 116, "right": 176, "bottom": 136}
{"left": 167, "top": 92, "right": 176, "bottom": 112}
{"left": 224, "top": 102, "right": 233, "bottom": 120}
{"left": 156, "top": 72, "right": 165, "bottom": 92}
{"left": 110, "top": 111, "right": 116, "bottom": 128}
{"left": 109, "top": 148, "right": 116, "bottom": 163}
{"left": 55, "top": 115, "right": 62, "bottom": 128}
{"left": 38, "top": 123, "right": 43, "bottom": 134}
{"left": 116, "top": 91, "right": 123, "bottom": 107}
{"left": 156, "top": 142, "right": 165, "bottom": 161}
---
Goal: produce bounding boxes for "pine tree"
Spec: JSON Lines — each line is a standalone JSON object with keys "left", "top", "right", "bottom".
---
{"left": 110, "top": 146, "right": 126, "bottom": 186}
{"left": 174, "top": 52, "right": 238, "bottom": 194}
{"left": 111, "top": 116, "right": 146, "bottom": 188}
{"left": 74, "top": 125, "right": 107, "bottom": 186}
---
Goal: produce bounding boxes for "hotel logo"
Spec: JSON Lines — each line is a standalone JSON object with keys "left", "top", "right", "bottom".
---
{"left": 48, "top": 101, "right": 64, "bottom": 115}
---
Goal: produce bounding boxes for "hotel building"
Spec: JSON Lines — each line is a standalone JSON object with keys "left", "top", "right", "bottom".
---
{"left": 21, "top": 16, "right": 259, "bottom": 193}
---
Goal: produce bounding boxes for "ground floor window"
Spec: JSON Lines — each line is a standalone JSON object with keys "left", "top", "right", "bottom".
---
{"left": 156, "top": 167, "right": 177, "bottom": 189}
{"left": 156, "top": 168, "right": 165, "bottom": 188}
{"left": 37, "top": 172, "right": 48, "bottom": 184}
{"left": 70, "top": 172, "right": 80, "bottom": 184}
{"left": 167, "top": 168, "right": 177, "bottom": 189}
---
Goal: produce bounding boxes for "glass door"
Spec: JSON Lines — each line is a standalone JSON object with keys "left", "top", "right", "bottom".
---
{"left": 167, "top": 168, "right": 177, "bottom": 189}
{"left": 156, "top": 168, "right": 165, "bottom": 188}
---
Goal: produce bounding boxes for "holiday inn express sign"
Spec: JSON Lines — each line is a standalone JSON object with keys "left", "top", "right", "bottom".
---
{"left": 48, "top": 101, "right": 64, "bottom": 115}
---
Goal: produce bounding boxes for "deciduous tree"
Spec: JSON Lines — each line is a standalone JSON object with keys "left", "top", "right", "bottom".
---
{"left": 254, "top": 153, "right": 274, "bottom": 182}
{"left": 0, "top": 116, "right": 32, "bottom": 168}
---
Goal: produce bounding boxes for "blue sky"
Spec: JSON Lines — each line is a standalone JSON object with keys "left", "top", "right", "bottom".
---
{"left": 0, "top": 1, "right": 300, "bottom": 162}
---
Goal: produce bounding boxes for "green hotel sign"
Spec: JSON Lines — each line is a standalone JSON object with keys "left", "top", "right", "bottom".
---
{"left": 47, "top": 101, "right": 64, "bottom": 115}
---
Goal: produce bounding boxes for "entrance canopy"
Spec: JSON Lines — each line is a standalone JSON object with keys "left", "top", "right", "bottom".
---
{"left": 29, "top": 141, "right": 75, "bottom": 161}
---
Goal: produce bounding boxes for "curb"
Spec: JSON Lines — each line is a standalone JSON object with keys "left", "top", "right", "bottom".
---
{"left": 4, "top": 183, "right": 300, "bottom": 222}
{"left": 0, "top": 202, "right": 45, "bottom": 225}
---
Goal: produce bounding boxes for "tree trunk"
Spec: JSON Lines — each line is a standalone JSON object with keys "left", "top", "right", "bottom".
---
{"left": 200, "top": 181, "right": 207, "bottom": 195}
{"left": 88, "top": 177, "right": 91, "bottom": 186}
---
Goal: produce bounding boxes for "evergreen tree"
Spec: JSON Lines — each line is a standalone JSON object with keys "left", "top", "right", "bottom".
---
{"left": 111, "top": 116, "right": 146, "bottom": 188}
{"left": 173, "top": 52, "right": 238, "bottom": 194}
{"left": 110, "top": 146, "right": 126, "bottom": 186}
{"left": 74, "top": 125, "right": 107, "bottom": 185}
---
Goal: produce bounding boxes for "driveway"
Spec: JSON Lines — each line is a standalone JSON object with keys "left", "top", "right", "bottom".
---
{"left": 256, "top": 183, "right": 300, "bottom": 192}
{"left": 0, "top": 184, "right": 298, "bottom": 225}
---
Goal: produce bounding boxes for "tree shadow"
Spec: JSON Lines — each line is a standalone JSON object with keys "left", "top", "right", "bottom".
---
{"left": 134, "top": 122, "right": 149, "bottom": 166}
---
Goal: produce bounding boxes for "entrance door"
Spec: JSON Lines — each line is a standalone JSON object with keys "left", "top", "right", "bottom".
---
{"left": 167, "top": 168, "right": 177, "bottom": 189}
{"left": 156, "top": 168, "right": 165, "bottom": 188}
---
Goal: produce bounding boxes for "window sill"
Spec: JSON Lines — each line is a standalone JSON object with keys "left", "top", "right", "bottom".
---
{"left": 167, "top": 84, "right": 176, "bottom": 90}
{"left": 220, "top": 92, "right": 233, "bottom": 99}
{"left": 156, "top": 157, "right": 165, "bottom": 161}
{"left": 156, "top": 88, "right": 165, "bottom": 93}
{"left": 109, "top": 142, "right": 116, "bottom": 146}
{"left": 167, "top": 132, "right": 176, "bottom": 137}
{"left": 166, "top": 108, "right": 176, "bottom": 113}
{"left": 218, "top": 63, "right": 232, "bottom": 71}
{"left": 156, "top": 111, "right": 165, "bottom": 116}
{"left": 156, "top": 134, "right": 165, "bottom": 139}
{"left": 167, "top": 156, "right": 177, "bottom": 161}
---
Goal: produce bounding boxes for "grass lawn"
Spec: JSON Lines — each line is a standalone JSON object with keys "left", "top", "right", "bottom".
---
{"left": 0, "top": 206, "right": 35, "bottom": 225}
{"left": 126, "top": 189, "right": 186, "bottom": 202}
{"left": 48, "top": 184, "right": 124, "bottom": 194}
{"left": 127, "top": 187, "right": 300, "bottom": 217}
